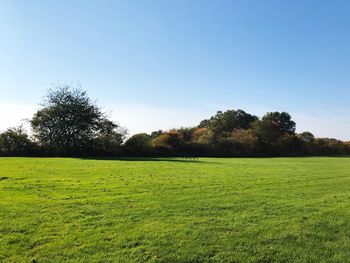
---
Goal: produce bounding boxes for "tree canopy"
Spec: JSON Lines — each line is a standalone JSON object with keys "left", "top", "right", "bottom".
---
{"left": 30, "top": 85, "right": 124, "bottom": 155}
{"left": 0, "top": 84, "right": 348, "bottom": 157}
{"left": 0, "top": 126, "right": 35, "bottom": 155}
{"left": 200, "top": 110, "right": 258, "bottom": 137}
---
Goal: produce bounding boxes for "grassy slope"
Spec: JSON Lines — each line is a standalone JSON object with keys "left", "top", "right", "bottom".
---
{"left": 1, "top": 157, "right": 350, "bottom": 262}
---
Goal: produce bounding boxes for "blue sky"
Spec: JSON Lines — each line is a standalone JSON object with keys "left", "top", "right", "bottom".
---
{"left": 1, "top": 0, "right": 350, "bottom": 139}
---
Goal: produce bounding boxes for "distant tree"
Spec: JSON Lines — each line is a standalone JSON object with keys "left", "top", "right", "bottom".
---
{"left": 298, "top": 131, "right": 315, "bottom": 143}
{"left": 151, "top": 130, "right": 184, "bottom": 155}
{"left": 192, "top": 127, "right": 214, "bottom": 144}
{"left": 253, "top": 120, "right": 279, "bottom": 144}
{"left": 0, "top": 126, "right": 35, "bottom": 155}
{"left": 94, "top": 119, "right": 126, "bottom": 155}
{"left": 176, "top": 127, "right": 196, "bottom": 142}
{"left": 198, "top": 119, "right": 210, "bottom": 128}
{"left": 275, "top": 134, "right": 302, "bottom": 156}
{"left": 150, "top": 130, "right": 163, "bottom": 138}
{"left": 205, "top": 109, "right": 258, "bottom": 137}
{"left": 192, "top": 127, "right": 208, "bottom": 141}
{"left": 314, "top": 138, "right": 347, "bottom": 155}
{"left": 254, "top": 112, "right": 296, "bottom": 144}
{"left": 229, "top": 129, "right": 260, "bottom": 155}
{"left": 344, "top": 141, "right": 350, "bottom": 154}
{"left": 212, "top": 129, "right": 260, "bottom": 157}
{"left": 31, "top": 85, "right": 123, "bottom": 155}
{"left": 124, "top": 133, "right": 154, "bottom": 156}
{"left": 262, "top": 112, "right": 296, "bottom": 134}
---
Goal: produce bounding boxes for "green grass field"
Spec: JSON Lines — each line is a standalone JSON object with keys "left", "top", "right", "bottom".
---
{"left": 1, "top": 157, "right": 350, "bottom": 262}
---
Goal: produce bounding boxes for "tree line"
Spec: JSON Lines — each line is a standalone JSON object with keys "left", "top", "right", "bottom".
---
{"left": 1, "top": 85, "right": 349, "bottom": 157}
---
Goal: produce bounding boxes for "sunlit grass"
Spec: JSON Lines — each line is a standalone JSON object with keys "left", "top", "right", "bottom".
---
{"left": 1, "top": 157, "right": 350, "bottom": 262}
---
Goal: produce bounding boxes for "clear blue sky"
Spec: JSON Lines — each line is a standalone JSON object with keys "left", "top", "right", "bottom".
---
{"left": 1, "top": 0, "right": 350, "bottom": 139}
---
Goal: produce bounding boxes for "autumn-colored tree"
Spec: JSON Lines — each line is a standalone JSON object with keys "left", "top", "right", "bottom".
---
{"left": 192, "top": 128, "right": 214, "bottom": 144}
{"left": 229, "top": 129, "right": 260, "bottom": 155}
{"left": 151, "top": 131, "right": 184, "bottom": 154}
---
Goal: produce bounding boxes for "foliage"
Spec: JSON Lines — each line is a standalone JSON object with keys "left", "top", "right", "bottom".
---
{"left": 263, "top": 112, "right": 296, "bottom": 134}
{"left": 176, "top": 127, "right": 196, "bottom": 142}
{"left": 124, "top": 133, "right": 154, "bottom": 156}
{"left": 93, "top": 119, "right": 126, "bottom": 155}
{"left": 192, "top": 128, "right": 214, "bottom": 144}
{"left": 30, "top": 85, "right": 125, "bottom": 156}
{"left": 151, "top": 130, "right": 184, "bottom": 155}
{"left": 254, "top": 111, "right": 296, "bottom": 144}
{"left": 228, "top": 129, "right": 260, "bottom": 156}
{"left": 298, "top": 131, "right": 315, "bottom": 143}
{"left": 0, "top": 84, "right": 348, "bottom": 157}
{"left": 31, "top": 85, "right": 102, "bottom": 154}
{"left": 202, "top": 109, "right": 258, "bottom": 137}
{"left": 0, "top": 126, "right": 35, "bottom": 156}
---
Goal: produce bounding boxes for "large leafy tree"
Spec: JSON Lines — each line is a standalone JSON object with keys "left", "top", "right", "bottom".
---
{"left": 261, "top": 112, "right": 296, "bottom": 134}
{"left": 202, "top": 109, "right": 258, "bottom": 137}
{"left": 254, "top": 112, "right": 296, "bottom": 144}
{"left": 31, "top": 85, "right": 122, "bottom": 155}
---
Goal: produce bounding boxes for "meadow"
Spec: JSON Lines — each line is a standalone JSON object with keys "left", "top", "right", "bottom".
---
{"left": 1, "top": 157, "right": 350, "bottom": 262}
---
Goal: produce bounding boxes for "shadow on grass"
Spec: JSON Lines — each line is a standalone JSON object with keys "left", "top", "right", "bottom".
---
{"left": 79, "top": 157, "right": 219, "bottom": 164}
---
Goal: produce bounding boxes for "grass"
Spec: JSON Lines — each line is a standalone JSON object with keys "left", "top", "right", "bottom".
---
{"left": 1, "top": 157, "right": 350, "bottom": 262}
